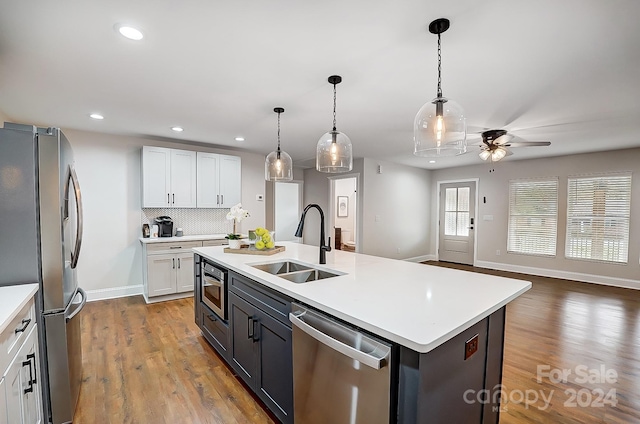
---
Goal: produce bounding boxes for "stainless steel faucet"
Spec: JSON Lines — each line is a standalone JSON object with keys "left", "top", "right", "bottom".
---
{"left": 294, "top": 204, "right": 332, "bottom": 264}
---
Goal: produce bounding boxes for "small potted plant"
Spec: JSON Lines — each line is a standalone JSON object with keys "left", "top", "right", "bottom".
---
{"left": 226, "top": 203, "right": 250, "bottom": 249}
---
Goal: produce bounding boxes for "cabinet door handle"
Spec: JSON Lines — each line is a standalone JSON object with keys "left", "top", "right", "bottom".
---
{"left": 221, "top": 194, "right": 224, "bottom": 205}
{"left": 172, "top": 258, "right": 175, "bottom": 269}
{"left": 247, "top": 316, "right": 254, "bottom": 339}
{"left": 22, "top": 359, "right": 34, "bottom": 394}
{"left": 178, "top": 258, "right": 181, "bottom": 269}
{"left": 252, "top": 318, "right": 259, "bottom": 342}
{"left": 15, "top": 318, "right": 31, "bottom": 334}
{"left": 169, "top": 246, "right": 182, "bottom": 249}
{"left": 217, "top": 194, "right": 220, "bottom": 205}
{"left": 172, "top": 193, "right": 175, "bottom": 204}
{"left": 27, "top": 353, "right": 37, "bottom": 385}
{"left": 207, "top": 314, "right": 217, "bottom": 322}
{"left": 167, "top": 193, "right": 170, "bottom": 205}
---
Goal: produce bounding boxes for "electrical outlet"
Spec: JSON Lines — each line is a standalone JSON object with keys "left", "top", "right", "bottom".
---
{"left": 397, "top": 247, "right": 400, "bottom": 254}
{"left": 465, "top": 334, "right": 479, "bottom": 360}
{"left": 496, "top": 250, "right": 501, "bottom": 256}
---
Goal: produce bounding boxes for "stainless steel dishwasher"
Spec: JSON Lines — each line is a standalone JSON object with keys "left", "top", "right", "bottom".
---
{"left": 289, "top": 303, "right": 392, "bottom": 424}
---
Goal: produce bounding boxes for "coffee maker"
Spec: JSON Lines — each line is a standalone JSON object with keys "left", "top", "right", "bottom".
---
{"left": 154, "top": 216, "right": 174, "bottom": 237}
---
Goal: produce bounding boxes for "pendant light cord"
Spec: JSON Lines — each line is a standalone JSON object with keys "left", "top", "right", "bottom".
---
{"left": 276, "top": 110, "right": 281, "bottom": 157}
{"left": 437, "top": 32, "right": 442, "bottom": 98}
{"left": 332, "top": 83, "right": 337, "bottom": 132}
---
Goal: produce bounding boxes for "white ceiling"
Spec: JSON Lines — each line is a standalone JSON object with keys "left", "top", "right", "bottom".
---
{"left": 1, "top": 0, "right": 639, "bottom": 169}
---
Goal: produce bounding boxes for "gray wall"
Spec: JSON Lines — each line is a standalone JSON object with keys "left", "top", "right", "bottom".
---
{"left": 431, "top": 148, "right": 640, "bottom": 287}
{"left": 302, "top": 158, "right": 431, "bottom": 260}
{"left": 65, "top": 128, "right": 267, "bottom": 299}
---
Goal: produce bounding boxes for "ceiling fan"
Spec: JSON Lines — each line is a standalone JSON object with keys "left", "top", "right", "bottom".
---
{"left": 473, "top": 129, "right": 551, "bottom": 162}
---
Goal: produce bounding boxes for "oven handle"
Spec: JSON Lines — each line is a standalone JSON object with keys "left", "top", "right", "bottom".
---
{"left": 202, "top": 275, "right": 223, "bottom": 288}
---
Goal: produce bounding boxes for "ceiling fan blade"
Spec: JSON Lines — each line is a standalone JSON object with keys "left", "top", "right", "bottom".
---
{"left": 504, "top": 148, "right": 514, "bottom": 157}
{"left": 504, "top": 141, "right": 551, "bottom": 147}
{"left": 494, "top": 134, "right": 513, "bottom": 145}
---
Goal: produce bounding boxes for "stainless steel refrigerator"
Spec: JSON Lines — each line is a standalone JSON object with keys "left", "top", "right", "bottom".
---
{"left": 0, "top": 122, "right": 86, "bottom": 424}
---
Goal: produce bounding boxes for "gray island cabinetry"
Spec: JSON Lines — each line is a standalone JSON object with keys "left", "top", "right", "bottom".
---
{"left": 193, "top": 242, "right": 531, "bottom": 424}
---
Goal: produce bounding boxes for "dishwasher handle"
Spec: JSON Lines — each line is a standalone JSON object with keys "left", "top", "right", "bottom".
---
{"left": 289, "top": 310, "right": 389, "bottom": 370}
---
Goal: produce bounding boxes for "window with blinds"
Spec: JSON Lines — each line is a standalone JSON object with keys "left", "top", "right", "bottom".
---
{"left": 508, "top": 178, "right": 558, "bottom": 256}
{"left": 444, "top": 187, "right": 470, "bottom": 237}
{"left": 565, "top": 173, "right": 632, "bottom": 263}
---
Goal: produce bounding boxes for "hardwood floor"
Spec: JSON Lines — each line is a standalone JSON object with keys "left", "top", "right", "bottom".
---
{"left": 75, "top": 267, "right": 640, "bottom": 423}
{"left": 74, "top": 296, "right": 275, "bottom": 424}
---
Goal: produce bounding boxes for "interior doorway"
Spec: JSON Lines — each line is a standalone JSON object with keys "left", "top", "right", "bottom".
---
{"left": 329, "top": 176, "right": 358, "bottom": 252}
{"left": 274, "top": 181, "right": 303, "bottom": 242}
{"left": 438, "top": 180, "right": 477, "bottom": 265}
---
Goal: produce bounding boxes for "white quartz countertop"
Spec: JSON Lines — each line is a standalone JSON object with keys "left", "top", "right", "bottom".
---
{"left": 139, "top": 234, "right": 228, "bottom": 244}
{"left": 193, "top": 242, "right": 531, "bottom": 353}
{"left": 0, "top": 284, "right": 38, "bottom": 335}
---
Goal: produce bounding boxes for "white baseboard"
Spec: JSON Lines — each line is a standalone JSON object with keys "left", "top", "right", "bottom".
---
{"left": 405, "top": 254, "right": 437, "bottom": 263}
{"left": 85, "top": 284, "right": 144, "bottom": 302}
{"left": 475, "top": 260, "right": 640, "bottom": 290}
{"left": 142, "top": 291, "right": 193, "bottom": 304}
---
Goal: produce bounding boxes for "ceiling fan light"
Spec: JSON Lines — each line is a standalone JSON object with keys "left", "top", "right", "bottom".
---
{"left": 414, "top": 97, "right": 466, "bottom": 156}
{"left": 492, "top": 147, "right": 507, "bottom": 161}
{"left": 479, "top": 150, "right": 491, "bottom": 161}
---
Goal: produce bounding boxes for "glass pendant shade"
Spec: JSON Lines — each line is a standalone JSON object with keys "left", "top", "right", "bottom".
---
{"left": 316, "top": 130, "right": 352, "bottom": 173}
{"left": 265, "top": 107, "right": 293, "bottom": 181}
{"left": 414, "top": 96, "right": 466, "bottom": 156}
{"left": 265, "top": 150, "right": 293, "bottom": 181}
{"left": 316, "top": 75, "right": 353, "bottom": 173}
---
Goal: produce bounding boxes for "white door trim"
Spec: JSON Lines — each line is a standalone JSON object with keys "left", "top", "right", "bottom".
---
{"left": 436, "top": 178, "right": 479, "bottom": 265}
{"left": 328, "top": 173, "right": 361, "bottom": 252}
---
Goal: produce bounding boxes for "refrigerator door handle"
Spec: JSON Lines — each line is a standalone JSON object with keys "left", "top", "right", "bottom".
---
{"left": 66, "top": 166, "right": 84, "bottom": 269}
{"left": 66, "top": 287, "right": 87, "bottom": 323}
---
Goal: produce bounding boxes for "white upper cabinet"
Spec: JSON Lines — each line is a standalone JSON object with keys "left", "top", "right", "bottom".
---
{"left": 196, "top": 152, "right": 241, "bottom": 208}
{"left": 196, "top": 152, "right": 220, "bottom": 208}
{"left": 142, "top": 146, "right": 196, "bottom": 208}
{"left": 219, "top": 155, "right": 241, "bottom": 207}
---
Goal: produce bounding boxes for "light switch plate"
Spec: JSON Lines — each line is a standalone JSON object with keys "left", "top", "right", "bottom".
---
{"left": 465, "top": 334, "right": 479, "bottom": 360}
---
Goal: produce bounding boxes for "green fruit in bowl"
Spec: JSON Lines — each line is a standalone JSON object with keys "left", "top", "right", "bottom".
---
{"left": 262, "top": 234, "right": 271, "bottom": 243}
{"left": 255, "top": 240, "right": 265, "bottom": 250}
{"left": 266, "top": 241, "right": 275, "bottom": 249}
{"left": 255, "top": 227, "right": 267, "bottom": 236}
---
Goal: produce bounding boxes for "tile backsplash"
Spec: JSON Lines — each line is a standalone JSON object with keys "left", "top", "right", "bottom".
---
{"left": 141, "top": 208, "right": 232, "bottom": 235}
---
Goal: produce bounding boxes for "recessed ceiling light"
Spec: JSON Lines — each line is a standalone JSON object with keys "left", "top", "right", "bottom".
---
{"left": 235, "top": 137, "right": 245, "bottom": 142}
{"left": 89, "top": 113, "right": 104, "bottom": 120}
{"left": 115, "top": 24, "right": 144, "bottom": 41}
{"left": 171, "top": 126, "right": 184, "bottom": 132}
{"left": 429, "top": 160, "right": 436, "bottom": 163}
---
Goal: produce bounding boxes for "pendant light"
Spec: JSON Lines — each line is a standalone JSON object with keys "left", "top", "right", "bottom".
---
{"left": 316, "top": 75, "right": 353, "bottom": 173}
{"left": 414, "top": 18, "right": 466, "bottom": 157}
{"left": 265, "top": 107, "right": 293, "bottom": 181}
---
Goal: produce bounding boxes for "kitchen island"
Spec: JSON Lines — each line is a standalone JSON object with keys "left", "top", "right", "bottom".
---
{"left": 193, "top": 242, "right": 530, "bottom": 423}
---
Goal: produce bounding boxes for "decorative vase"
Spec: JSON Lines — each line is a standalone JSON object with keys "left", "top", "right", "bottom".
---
{"left": 228, "top": 239, "right": 242, "bottom": 249}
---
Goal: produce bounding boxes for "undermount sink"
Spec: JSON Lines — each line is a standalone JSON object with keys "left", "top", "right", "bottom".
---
{"left": 252, "top": 261, "right": 311, "bottom": 275}
{"left": 251, "top": 260, "right": 343, "bottom": 283}
{"left": 278, "top": 269, "right": 341, "bottom": 283}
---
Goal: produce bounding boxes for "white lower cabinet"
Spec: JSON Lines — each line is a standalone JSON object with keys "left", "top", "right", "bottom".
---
{"left": 143, "top": 240, "right": 223, "bottom": 302}
{"left": 1, "top": 299, "right": 42, "bottom": 424}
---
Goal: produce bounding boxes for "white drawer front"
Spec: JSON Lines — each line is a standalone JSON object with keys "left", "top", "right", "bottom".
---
{"left": 0, "top": 297, "right": 35, "bottom": 373}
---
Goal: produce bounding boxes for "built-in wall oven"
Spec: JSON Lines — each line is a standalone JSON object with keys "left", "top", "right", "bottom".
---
{"left": 201, "top": 260, "right": 228, "bottom": 320}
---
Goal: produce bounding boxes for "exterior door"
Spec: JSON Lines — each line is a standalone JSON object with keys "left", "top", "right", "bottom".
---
{"left": 439, "top": 181, "right": 476, "bottom": 265}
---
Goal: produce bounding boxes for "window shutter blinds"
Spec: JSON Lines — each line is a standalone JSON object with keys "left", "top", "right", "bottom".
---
{"left": 508, "top": 179, "right": 558, "bottom": 256}
{"left": 565, "top": 173, "right": 631, "bottom": 263}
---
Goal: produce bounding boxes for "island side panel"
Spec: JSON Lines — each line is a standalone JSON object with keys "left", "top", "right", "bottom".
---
{"left": 482, "top": 307, "right": 506, "bottom": 423}
{"left": 397, "top": 307, "right": 506, "bottom": 424}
